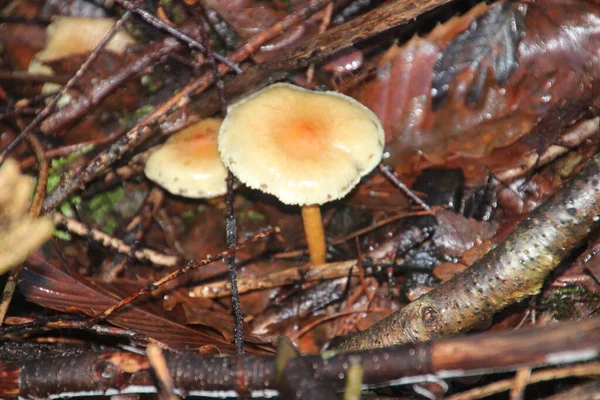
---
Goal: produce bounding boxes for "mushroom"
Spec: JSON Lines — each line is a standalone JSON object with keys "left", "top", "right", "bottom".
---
{"left": 218, "top": 83, "right": 384, "bottom": 264}
{"left": 145, "top": 118, "right": 228, "bottom": 198}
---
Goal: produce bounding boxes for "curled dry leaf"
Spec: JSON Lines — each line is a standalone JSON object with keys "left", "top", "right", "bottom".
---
{"left": 0, "top": 159, "right": 53, "bottom": 275}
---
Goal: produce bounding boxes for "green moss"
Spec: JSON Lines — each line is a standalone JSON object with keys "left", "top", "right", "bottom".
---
{"left": 181, "top": 210, "right": 196, "bottom": 220}
{"left": 235, "top": 209, "right": 266, "bottom": 222}
{"left": 141, "top": 75, "right": 159, "bottom": 94}
{"left": 119, "top": 105, "right": 154, "bottom": 128}
{"left": 46, "top": 144, "right": 95, "bottom": 193}
{"left": 85, "top": 186, "right": 125, "bottom": 235}
{"left": 45, "top": 146, "right": 94, "bottom": 234}
{"left": 52, "top": 229, "right": 72, "bottom": 241}
{"left": 543, "top": 286, "right": 600, "bottom": 320}
{"left": 246, "top": 210, "right": 265, "bottom": 222}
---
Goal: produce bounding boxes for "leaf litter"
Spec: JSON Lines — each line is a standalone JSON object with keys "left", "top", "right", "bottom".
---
{"left": 2, "top": 0, "right": 600, "bottom": 398}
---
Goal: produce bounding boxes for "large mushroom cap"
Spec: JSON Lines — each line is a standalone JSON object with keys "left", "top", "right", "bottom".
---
{"left": 145, "top": 118, "right": 228, "bottom": 198}
{"left": 218, "top": 83, "right": 385, "bottom": 206}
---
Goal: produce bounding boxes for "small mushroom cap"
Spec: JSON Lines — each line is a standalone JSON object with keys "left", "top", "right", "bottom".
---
{"left": 145, "top": 118, "right": 228, "bottom": 198}
{"left": 219, "top": 83, "right": 384, "bottom": 206}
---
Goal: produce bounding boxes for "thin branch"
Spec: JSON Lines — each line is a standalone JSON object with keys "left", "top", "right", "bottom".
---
{"left": 110, "top": 0, "right": 242, "bottom": 73}
{"left": 190, "top": 260, "right": 368, "bottom": 298}
{"left": 0, "top": 315, "right": 143, "bottom": 341}
{"left": 379, "top": 163, "right": 431, "bottom": 211}
{"left": 196, "top": 4, "right": 244, "bottom": 355}
{"left": 53, "top": 213, "right": 179, "bottom": 267}
{"left": 92, "top": 227, "right": 277, "bottom": 322}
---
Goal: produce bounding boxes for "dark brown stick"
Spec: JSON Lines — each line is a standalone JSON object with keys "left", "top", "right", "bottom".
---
{"left": 2, "top": 316, "right": 600, "bottom": 397}
{"left": 110, "top": 0, "right": 241, "bottom": 72}
{"left": 190, "top": 0, "right": 454, "bottom": 117}
{"left": 40, "top": 32, "right": 186, "bottom": 135}
{"left": 195, "top": 5, "right": 245, "bottom": 355}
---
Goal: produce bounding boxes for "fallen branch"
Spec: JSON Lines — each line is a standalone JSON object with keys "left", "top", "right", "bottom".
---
{"left": 2, "top": 316, "right": 599, "bottom": 398}
{"left": 335, "top": 151, "right": 600, "bottom": 351}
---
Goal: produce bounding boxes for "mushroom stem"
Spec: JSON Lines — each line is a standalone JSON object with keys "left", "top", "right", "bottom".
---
{"left": 301, "top": 204, "right": 326, "bottom": 265}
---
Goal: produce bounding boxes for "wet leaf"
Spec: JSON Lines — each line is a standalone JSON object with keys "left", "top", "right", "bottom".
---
{"left": 432, "top": 2, "right": 526, "bottom": 108}
{"left": 20, "top": 246, "right": 244, "bottom": 353}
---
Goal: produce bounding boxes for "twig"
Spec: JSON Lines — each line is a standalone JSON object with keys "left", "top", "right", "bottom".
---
{"left": 509, "top": 367, "right": 531, "bottom": 400}
{"left": 446, "top": 363, "right": 600, "bottom": 400}
{"left": 287, "top": 310, "right": 365, "bottom": 341}
{"left": 0, "top": 70, "right": 70, "bottom": 84}
{"left": 0, "top": 134, "right": 48, "bottom": 325}
{"left": 25, "top": 135, "right": 48, "bottom": 218}
{"left": 40, "top": 28, "right": 187, "bottom": 135}
{"left": 42, "top": 0, "right": 332, "bottom": 213}
{"left": 495, "top": 117, "right": 600, "bottom": 182}
{"left": 110, "top": 0, "right": 242, "bottom": 73}
{"left": 92, "top": 227, "right": 277, "bottom": 322}
{"left": 306, "top": 3, "right": 334, "bottom": 85}
{"left": 196, "top": 4, "right": 244, "bottom": 355}
{"left": 191, "top": 0, "right": 456, "bottom": 118}
{"left": 192, "top": 223, "right": 428, "bottom": 299}
{"left": 190, "top": 260, "right": 366, "bottom": 298}
{"left": 379, "top": 163, "right": 430, "bottom": 211}
{"left": 0, "top": 11, "right": 132, "bottom": 164}
{"left": 97, "top": 188, "right": 165, "bottom": 281}
{"left": 52, "top": 213, "right": 179, "bottom": 267}
{"left": 331, "top": 209, "right": 432, "bottom": 245}
{"left": 147, "top": 344, "right": 179, "bottom": 400}
{"left": 273, "top": 209, "right": 431, "bottom": 259}
{"left": 19, "top": 137, "right": 115, "bottom": 170}
{"left": 0, "top": 315, "right": 142, "bottom": 341}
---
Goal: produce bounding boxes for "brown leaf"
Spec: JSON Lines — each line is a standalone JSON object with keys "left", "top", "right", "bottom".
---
{"left": 20, "top": 245, "right": 245, "bottom": 353}
{"left": 361, "top": 0, "right": 600, "bottom": 181}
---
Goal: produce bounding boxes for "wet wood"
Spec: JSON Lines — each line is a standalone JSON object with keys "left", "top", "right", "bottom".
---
{"left": 335, "top": 152, "right": 600, "bottom": 350}
{"left": 2, "top": 316, "right": 599, "bottom": 398}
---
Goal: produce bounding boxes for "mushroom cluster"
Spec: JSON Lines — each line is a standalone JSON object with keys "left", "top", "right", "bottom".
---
{"left": 144, "top": 84, "right": 384, "bottom": 264}
{"left": 218, "top": 83, "right": 384, "bottom": 264}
